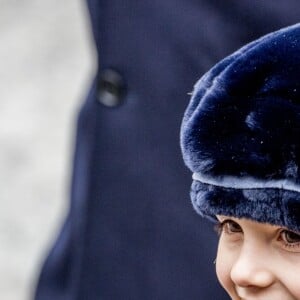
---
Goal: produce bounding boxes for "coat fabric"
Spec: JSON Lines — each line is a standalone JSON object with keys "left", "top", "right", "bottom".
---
{"left": 34, "top": 1, "right": 300, "bottom": 300}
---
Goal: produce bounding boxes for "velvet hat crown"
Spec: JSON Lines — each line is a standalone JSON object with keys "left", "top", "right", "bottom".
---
{"left": 180, "top": 23, "right": 300, "bottom": 231}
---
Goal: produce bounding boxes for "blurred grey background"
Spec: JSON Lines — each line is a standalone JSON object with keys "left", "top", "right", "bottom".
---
{"left": 0, "top": 1, "right": 93, "bottom": 299}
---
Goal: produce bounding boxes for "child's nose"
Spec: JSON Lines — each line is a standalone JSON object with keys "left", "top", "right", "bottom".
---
{"left": 230, "top": 245, "right": 275, "bottom": 289}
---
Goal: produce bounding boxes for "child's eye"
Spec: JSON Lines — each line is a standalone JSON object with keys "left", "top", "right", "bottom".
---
{"left": 281, "top": 230, "right": 300, "bottom": 244}
{"left": 215, "top": 219, "right": 242, "bottom": 235}
{"left": 279, "top": 229, "right": 300, "bottom": 252}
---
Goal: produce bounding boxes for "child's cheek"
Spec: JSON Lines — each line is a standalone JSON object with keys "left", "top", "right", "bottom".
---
{"left": 215, "top": 242, "right": 236, "bottom": 298}
{"left": 216, "top": 254, "right": 229, "bottom": 290}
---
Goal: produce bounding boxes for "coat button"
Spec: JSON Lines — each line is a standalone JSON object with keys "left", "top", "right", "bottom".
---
{"left": 96, "top": 69, "right": 126, "bottom": 107}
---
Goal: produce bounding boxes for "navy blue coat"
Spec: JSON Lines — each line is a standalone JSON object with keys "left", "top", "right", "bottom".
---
{"left": 34, "top": 1, "right": 300, "bottom": 299}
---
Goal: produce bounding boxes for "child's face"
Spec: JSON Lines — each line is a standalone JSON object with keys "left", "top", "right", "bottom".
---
{"left": 215, "top": 215, "right": 300, "bottom": 300}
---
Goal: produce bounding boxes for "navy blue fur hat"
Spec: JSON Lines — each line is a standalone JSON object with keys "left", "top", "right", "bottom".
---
{"left": 180, "top": 23, "right": 300, "bottom": 231}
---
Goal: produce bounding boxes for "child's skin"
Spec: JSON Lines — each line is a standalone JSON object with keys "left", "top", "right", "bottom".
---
{"left": 215, "top": 216, "right": 300, "bottom": 300}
